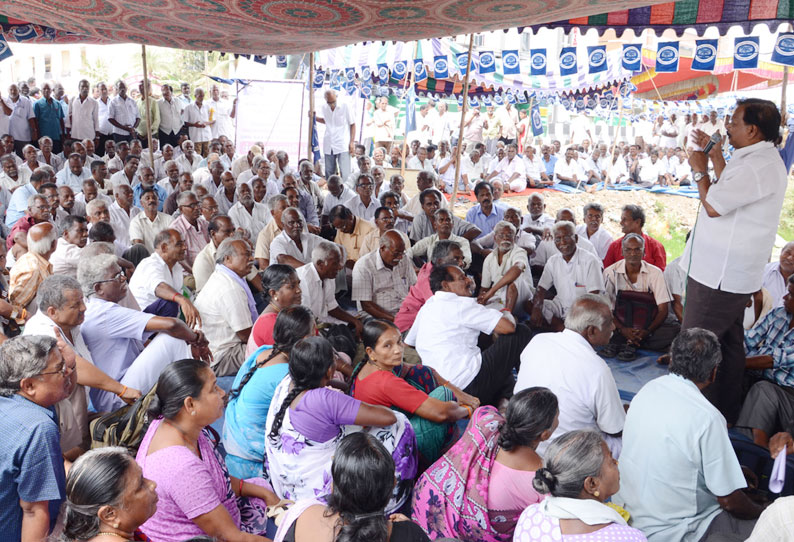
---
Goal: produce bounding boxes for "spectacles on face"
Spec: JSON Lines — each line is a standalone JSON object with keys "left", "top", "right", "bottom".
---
{"left": 39, "top": 361, "right": 73, "bottom": 377}
{"left": 92, "top": 270, "right": 126, "bottom": 286}
{"left": 181, "top": 202, "right": 200, "bottom": 209}
{"left": 357, "top": 183, "right": 373, "bottom": 190}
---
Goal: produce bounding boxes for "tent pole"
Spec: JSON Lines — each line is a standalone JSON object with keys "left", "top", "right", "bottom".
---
{"left": 400, "top": 41, "right": 419, "bottom": 177}
{"left": 308, "top": 52, "right": 315, "bottom": 162}
{"left": 451, "top": 34, "right": 475, "bottom": 203}
{"left": 782, "top": 65, "right": 789, "bottom": 114}
{"left": 141, "top": 44, "right": 154, "bottom": 167}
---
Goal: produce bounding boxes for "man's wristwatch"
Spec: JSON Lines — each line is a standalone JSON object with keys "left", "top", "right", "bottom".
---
{"left": 693, "top": 171, "right": 708, "bottom": 183}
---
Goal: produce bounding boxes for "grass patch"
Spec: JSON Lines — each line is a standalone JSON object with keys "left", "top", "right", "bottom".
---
{"left": 777, "top": 179, "right": 794, "bottom": 243}
{"left": 661, "top": 227, "right": 689, "bottom": 261}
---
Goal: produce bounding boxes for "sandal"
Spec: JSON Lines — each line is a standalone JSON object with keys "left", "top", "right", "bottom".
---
{"left": 617, "top": 344, "right": 638, "bottom": 362}
{"left": 599, "top": 343, "right": 620, "bottom": 358}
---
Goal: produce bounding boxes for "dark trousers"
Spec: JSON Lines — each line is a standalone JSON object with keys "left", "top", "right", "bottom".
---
{"left": 51, "top": 138, "right": 63, "bottom": 155}
{"left": 143, "top": 298, "right": 179, "bottom": 318}
{"left": 158, "top": 129, "right": 180, "bottom": 150}
{"left": 682, "top": 277, "right": 750, "bottom": 423}
{"left": 464, "top": 324, "right": 533, "bottom": 407}
{"left": 97, "top": 132, "right": 112, "bottom": 156}
{"left": 13, "top": 140, "right": 30, "bottom": 157}
{"left": 113, "top": 133, "right": 132, "bottom": 144}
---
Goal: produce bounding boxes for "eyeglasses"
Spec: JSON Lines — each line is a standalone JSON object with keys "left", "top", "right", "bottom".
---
{"left": 39, "top": 362, "right": 72, "bottom": 377}
{"left": 181, "top": 202, "right": 200, "bottom": 209}
{"left": 357, "top": 183, "right": 374, "bottom": 189}
{"left": 92, "top": 270, "right": 126, "bottom": 286}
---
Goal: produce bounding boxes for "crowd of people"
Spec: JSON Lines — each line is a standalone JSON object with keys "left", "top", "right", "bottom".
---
{"left": 0, "top": 76, "right": 793, "bottom": 542}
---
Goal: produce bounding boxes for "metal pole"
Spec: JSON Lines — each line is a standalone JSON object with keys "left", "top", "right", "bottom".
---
{"left": 307, "top": 52, "right": 315, "bottom": 161}
{"left": 141, "top": 44, "right": 155, "bottom": 168}
{"left": 451, "top": 34, "right": 475, "bottom": 203}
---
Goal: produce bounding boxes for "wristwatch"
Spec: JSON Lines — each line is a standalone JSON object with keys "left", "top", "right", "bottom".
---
{"left": 693, "top": 171, "right": 708, "bottom": 183}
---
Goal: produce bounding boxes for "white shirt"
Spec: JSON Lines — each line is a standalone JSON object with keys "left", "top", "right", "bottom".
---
{"left": 406, "top": 291, "right": 502, "bottom": 389}
{"left": 107, "top": 95, "right": 139, "bottom": 136}
{"left": 523, "top": 154, "right": 544, "bottom": 181}
{"left": 176, "top": 153, "right": 202, "bottom": 173}
{"left": 615, "top": 374, "right": 746, "bottom": 542}
{"left": 532, "top": 236, "right": 598, "bottom": 267}
{"left": 157, "top": 177, "right": 180, "bottom": 196}
{"left": 208, "top": 98, "right": 234, "bottom": 139}
{"left": 515, "top": 329, "right": 625, "bottom": 454}
{"left": 55, "top": 167, "right": 92, "bottom": 192}
{"left": 269, "top": 230, "right": 323, "bottom": 266}
{"left": 322, "top": 186, "right": 355, "bottom": 216}
{"left": 762, "top": 261, "right": 787, "bottom": 308}
{"left": 97, "top": 96, "right": 112, "bottom": 134}
{"left": 461, "top": 156, "right": 485, "bottom": 186}
{"left": 228, "top": 201, "right": 270, "bottom": 239}
{"left": 346, "top": 194, "right": 378, "bottom": 222}
{"left": 319, "top": 101, "right": 355, "bottom": 155}
{"left": 553, "top": 158, "right": 579, "bottom": 182}
{"left": 50, "top": 238, "right": 82, "bottom": 277}
{"left": 128, "top": 252, "right": 184, "bottom": 310}
{"left": 194, "top": 268, "right": 253, "bottom": 357}
{"left": 109, "top": 169, "right": 138, "bottom": 189}
{"left": 575, "top": 224, "right": 613, "bottom": 260}
{"left": 8, "top": 96, "right": 35, "bottom": 141}
{"left": 407, "top": 156, "right": 435, "bottom": 173}
{"left": 521, "top": 213, "right": 555, "bottom": 233}
{"left": 182, "top": 101, "right": 212, "bottom": 142}
{"left": 128, "top": 211, "right": 174, "bottom": 253}
{"left": 682, "top": 141, "right": 787, "bottom": 293}
{"left": 67, "top": 95, "right": 99, "bottom": 140}
{"left": 537, "top": 249, "right": 604, "bottom": 314}
{"left": 638, "top": 158, "right": 665, "bottom": 184}
{"left": 157, "top": 97, "right": 184, "bottom": 135}
{"left": 296, "top": 262, "right": 339, "bottom": 323}
{"left": 490, "top": 156, "right": 525, "bottom": 184}
{"left": 109, "top": 200, "right": 141, "bottom": 250}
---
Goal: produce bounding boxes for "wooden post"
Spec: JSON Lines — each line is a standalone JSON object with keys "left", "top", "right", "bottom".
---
{"left": 307, "top": 52, "right": 315, "bottom": 162}
{"left": 141, "top": 44, "right": 155, "bottom": 168}
{"left": 400, "top": 42, "right": 420, "bottom": 177}
{"left": 451, "top": 34, "right": 475, "bottom": 203}
{"left": 783, "top": 65, "right": 790, "bottom": 114}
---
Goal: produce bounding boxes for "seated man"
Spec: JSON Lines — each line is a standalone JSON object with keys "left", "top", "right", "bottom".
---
{"left": 478, "top": 221, "right": 534, "bottom": 315}
{"left": 50, "top": 215, "right": 88, "bottom": 277}
{"left": 128, "top": 187, "right": 174, "bottom": 253}
{"left": 170, "top": 190, "right": 210, "bottom": 275}
{"left": 321, "top": 174, "right": 354, "bottom": 226}
{"left": 352, "top": 230, "right": 416, "bottom": 321}
{"left": 473, "top": 206, "right": 535, "bottom": 258}
{"left": 330, "top": 204, "right": 376, "bottom": 269}
{"left": 7, "top": 193, "right": 51, "bottom": 254}
{"left": 530, "top": 208, "right": 598, "bottom": 271}
{"left": 529, "top": 221, "right": 604, "bottom": 331}
{"left": 128, "top": 229, "right": 200, "bottom": 325}
{"left": 281, "top": 173, "right": 320, "bottom": 233}
{"left": 269, "top": 207, "right": 325, "bottom": 269}
{"left": 109, "top": 154, "right": 140, "bottom": 189}
{"left": 459, "top": 149, "right": 485, "bottom": 193}
{"left": 228, "top": 182, "right": 269, "bottom": 241}
{"left": 553, "top": 147, "right": 583, "bottom": 187}
{"left": 762, "top": 240, "right": 794, "bottom": 308}
{"left": 410, "top": 188, "right": 480, "bottom": 243}
{"left": 521, "top": 192, "right": 555, "bottom": 238}
{"left": 600, "top": 233, "right": 679, "bottom": 361}
{"left": 194, "top": 239, "right": 258, "bottom": 377}
{"left": 406, "top": 264, "right": 533, "bottom": 407}
{"left": 516, "top": 294, "right": 624, "bottom": 455}
{"left": 78, "top": 253, "right": 209, "bottom": 412}
{"left": 616, "top": 328, "right": 763, "bottom": 542}
{"left": 10, "top": 222, "right": 58, "bottom": 310}
{"left": 55, "top": 153, "right": 92, "bottom": 192}
{"left": 254, "top": 194, "right": 288, "bottom": 269}
{"left": 401, "top": 170, "right": 450, "bottom": 217}
{"left": 297, "top": 241, "right": 362, "bottom": 335}
{"left": 0, "top": 335, "right": 71, "bottom": 542}
{"left": 524, "top": 145, "right": 553, "bottom": 188}
{"left": 132, "top": 166, "right": 168, "bottom": 211}
{"left": 603, "top": 204, "right": 667, "bottom": 270}
{"left": 346, "top": 173, "right": 379, "bottom": 222}
{"left": 486, "top": 143, "right": 526, "bottom": 192}
{"left": 465, "top": 181, "right": 504, "bottom": 239}
{"left": 575, "top": 202, "right": 613, "bottom": 260}
{"left": 635, "top": 149, "right": 665, "bottom": 187}
{"left": 411, "top": 208, "right": 471, "bottom": 269}
{"left": 6, "top": 170, "right": 48, "bottom": 228}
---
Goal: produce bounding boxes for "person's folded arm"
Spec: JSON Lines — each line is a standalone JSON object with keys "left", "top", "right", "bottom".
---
{"left": 354, "top": 403, "right": 397, "bottom": 427}
{"left": 361, "top": 300, "right": 394, "bottom": 322}
{"left": 716, "top": 489, "right": 765, "bottom": 520}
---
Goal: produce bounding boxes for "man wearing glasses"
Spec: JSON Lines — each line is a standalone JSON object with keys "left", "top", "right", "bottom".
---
{"left": 171, "top": 190, "right": 209, "bottom": 274}
{"left": 346, "top": 173, "right": 379, "bottom": 222}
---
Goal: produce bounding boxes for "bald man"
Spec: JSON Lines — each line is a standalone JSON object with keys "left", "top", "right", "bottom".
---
{"left": 315, "top": 89, "right": 356, "bottom": 180}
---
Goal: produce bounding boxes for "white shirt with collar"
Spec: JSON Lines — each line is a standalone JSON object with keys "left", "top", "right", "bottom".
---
{"left": 537, "top": 249, "right": 604, "bottom": 314}
{"left": 405, "top": 291, "right": 503, "bottom": 389}
{"left": 158, "top": 96, "right": 184, "bottom": 135}
{"left": 194, "top": 268, "right": 253, "bottom": 359}
{"left": 532, "top": 236, "right": 598, "bottom": 266}
{"left": 553, "top": 157, "right": 580, "bottom": 182}
{"left": 128, "top": 211, "right": 174, "bottom": 253}
{"left": 762, "top": 261, "right": 787, "bottom": 308}
{"left": 97, "top": 96, "right": 112, "bottom": 134}
{"left": 682, "top": 140, "right": 787, "bottom": 294}
{"left": 575, "top": 224, "right": 613, "bottom": 260}
{"left": 490, "top": 156, "right": 526, "bottom": 183}
{"left": 109, "top": 169, "right": 138, "bottom": 189}
{"left": 67, "top": 95, "right": 99, "bottom": 140}
{"left": 296, "top": 262, "right": 340, "bottom": 323}
{"left": 128, "top": 252, "right": 184, "bottom": 310}
{"left": 322, "top": 186, "right": 355, "bottom": 216}
{"left": 228, "top": 201, "right": 271, "bottom": 239}
{"left": 269, "top": 230, "right": 324, "bottom": 266}
{"left": 523, "top": 154, "right": 544, "bottom": 181}
{"left": 319, "top": 100, "right": 355, "bottom": 155}
{"left": 50, "top": 237, "right": 83, "bottom": 277}
{"left": 346, "top": 194, "right": 379, "bottom": 222}
{"left": 182, "top": 101, "right": 212, "bottom": 142}
{"left": 515, "top": 328, "right": 625, "bottom": 454}
{"left": 108, "top": 95, "right": 139, "bottom": 136}
{"left": 55, "top": 167, "right": 93, "bottom": 192}
{"left": 109, "top": 200, "right": 141, "bottom": 250}
{"left": 407, "top": 156, "right": 435, "bottom": 173}
{"left": 175, "top": 153, "right": 202, "bottom": 173}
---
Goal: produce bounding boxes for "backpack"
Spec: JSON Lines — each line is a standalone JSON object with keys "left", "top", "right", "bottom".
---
{"left": 89, "top": 384, "right": 158, "bottom": 452}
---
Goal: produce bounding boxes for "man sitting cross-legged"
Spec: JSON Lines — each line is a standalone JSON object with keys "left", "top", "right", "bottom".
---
{"left": 478, "top": 221, "right": 534, "bottom": 316}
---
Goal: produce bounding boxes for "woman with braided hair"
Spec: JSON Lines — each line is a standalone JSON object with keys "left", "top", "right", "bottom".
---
{"left": 411, "top": 387, "right": 559, "bottom": 542}
{"left": 223, "top": 305, "right": 315, "bottom": 479}
{"left": 265, "top": 336, "right": 418, "bottom": 513}
{"left": 246, "top": 264, "right": 302, "bottom": 356}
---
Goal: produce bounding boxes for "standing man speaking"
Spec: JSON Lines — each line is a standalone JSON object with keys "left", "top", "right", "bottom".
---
{"left": 683, "top": 99, "right": 787, "bottom": 423}
{"left": 314, "top": 90, "right": 356, "bottom": 181}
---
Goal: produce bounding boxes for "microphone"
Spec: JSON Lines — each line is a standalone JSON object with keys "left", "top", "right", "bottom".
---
{"left": 702, "top": 132, "right": 721, "bottom": 154}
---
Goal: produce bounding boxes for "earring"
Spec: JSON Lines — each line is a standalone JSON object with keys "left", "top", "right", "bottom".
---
{"left": 190, "top": 411, "right": 196, "bottom": 416}
{"left": 594, "top": 490, "right": 600, "bottom": 498}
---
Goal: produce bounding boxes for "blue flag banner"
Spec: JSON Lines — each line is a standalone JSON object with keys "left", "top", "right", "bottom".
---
{"left": 530, "top": 49, "right": 547, "bottom": 76}
{"left": 531, "top": 102, "right": 544, "bottom": 136}
{"left": 252, "top": 55, "right": 267, "bottom": 65}
{"left": 457, "top": 95, "right": 464, "bottom": 107}
{"left": 359, "top": 83, "right": 372, "bottom": 98}
{"left": 377, "top": 64, "right": 389, "bottom": 83}
{"left": 456, "top": 52, "right": 473, "bottom": 75}
{"left": 479, "top": 51, "right": 496, "bottom": 74}
{"left": 502, "top": 49, "right": 520, "bottom": 75}
{"left": 470, "top": 97, "right": 479, "bottom": 108}
{"left": 413, "top": 59, "right": 427, "bottom": 82}
{"left": 506, "top": 92, "right": 516, "bottom": 104}
{"left": 434, "top": 55, "right": 449, "bottom": 79}
{"left": 734, "top": 36, "right": 760, "bottom": 69}
{"left": 622, "top": 44, "right": 642, "bottom": 71}
{"left": 493, "top": 94, "right": 504, "bottom": 106}
{"left": 276, "top": 55, "right": 287, "bottom": 68}
{"left": 310, "top": 117, "right": 321, "bottom": 163}
{"left": 483, "top": 95, "right": 492, "bottom": 107}
{"left": 587, "top": 45, "right": 607, "bottom": 74}
{"left": 313, "top": 70, "right": 325, "bottom": 89}
{"left": 0, "top": 36, "right": 11, "bottom": 63}
{"left": 772, "top": 33, "right": 794, "bottom": 67}
{"left": 692, "top": 39, "right": 718, "bottom": 71}
{"left": 655, "top": 42, "right": 679, "bottom": 72}
{"left": 392, "top": 61, "right": 408, "bottom": 79}
{"left": 517, "top": 93, "right": 528, "bottom": 104}
{"left": 559, "top": 47, "right": 578, "bottom": 76}
{"left": 360, "top": 65, "right": 371, "bottom": 80}
{"left": 344, "top": 67, "right": 356, "bottom": 82}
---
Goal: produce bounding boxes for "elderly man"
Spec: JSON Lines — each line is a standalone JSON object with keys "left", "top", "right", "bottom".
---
{"left": 193, "top": 217, "right": 259, "bottom": 296}
{"left": 529, "top": 220, "right": 604, "bottom": 331}
{"left": 163, "top": 171, "right": 193, "bottom": 215}
{"left": 20, "top": 144, "right": 43, "bottom": 179}
{"left": 0, "top": 153, "right": 26, "bottom": 192}
{"left": 78, "top": 253, "right": 208, "bottom": 411}
{"left": 575, "top": 202, "right": 613, "bottom": 260}
{"left": 231, "top": 144, "right": 262, "bottom": 179}
{"left": 229, "top": 182, "right": 269, "bottom": 240}
{"left": 316, "top": 89, "right": 355, "bottom": 180}
{"left": 603, "top": 204, "right": 667, "bottom": 270}
{"left": 55, "top": 153, "right": 91, "bottom": 191}
{"left": 33, "top": 83, "right": 65, "bottom": 154}
{"left": 10, "top": 222, "right": 58, "bottom": 309}
{"left": 282, "top": 173, "right": 320, "bottom": 232}
{"left": 486, "top": 143, "right": 526, "bottom": 192}
{"left": 465, "top": 181, "right": 504, "bottom": 239}
{"left": 108, "top": 183, "right": 140, "bottom": 252}
{"left": 459, "top": 149, "right": 485, "bottom": 192}
{"left": 410, "top": 188, "right": 480, "bottom": 243}
{"left": 411, "top": 208, "right": 471, "bottom": 269}
{"left": 479, "top": 221, "right": 534, "bottom": 315}
{"left": 402, "top": 170, "right": 449, "bottom": 217}
{"left": 408, "top": 145, "right": 435, "bottom": 172}
{"left": 129, "top": 187, "right": 174, "bottom": 253}
{"left": 175, "top": 139, "right": 202, "bottom": 173}
{"left": 4, "top": 84, "right": 38, "bottom": 154}
{"left": 761, "top": 241, "right": 794, "bottom": 308}
{"left": 321, "top": 174, "right": 354, "bottom": 224}
{"left": 254, "top": 194, "right": 289, "bottom": 269}
{"left": 530, "top": 209, "right": 598, "bottom": 270}
{"left": 521, "top": 192, "right": 555, "bottom": 238}
{"left": 107, "top": 81, "right": 139, "bottom": 143}
{"left": 170, "top": 190, "right": 209, "bottom": 272}
{"left": 50, "top": 215, "right": 88, "bottom": 277}
{"left": 5, "top": 169, "right": 47, "bottom": 228}
{"left": 7, "top": 193, "right": 51, "bottom": 253}
{"left": 183, "top": 89, "right": 212, "bottom": 156}
{"left": 132, "top": 166, "right": 167, "bottom": 211}
{"left": 270, "top": 207, "right": 325, "bottom": 268}
{"left": 616, "top": 328, "right": 763, "bottom": 541}
{"left": 516, "top": 294, "right": 624, "bottom": 454}
{"left": 601, "top": 233, "right": 678, "bottom": 361}
{"left": 330, "top": 204, "right": 376, "bottom": 269}
{"left": 214, "top": 170, "right": 237, "bottom": 215}
{"left": 347, "top": 173, "right": 379, "bottom": 222}
{"left": 74, "top": 179, "right": 109, "bottom": 211}
{"left": 352, "top": 230, "right": 415, "bottom": 321}
{"left": 0, "top": 335, "right": 71, "bottom": 541}
{"left": 194, "top": 239, "right": 257, "bottom": 376}
{"left": 128, "top": 229, "right": 201, "bottom": 325}
{"left": 359, "top": 206, "right": 412, "bottom": 258}
{"left": 297, "top": 159, "right": 324, "bottom": 210}
{"left": 406, "top": 264, "right": 532, "bottom": 407}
